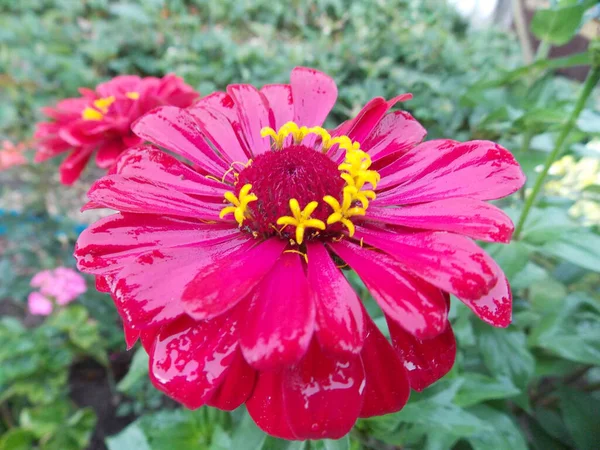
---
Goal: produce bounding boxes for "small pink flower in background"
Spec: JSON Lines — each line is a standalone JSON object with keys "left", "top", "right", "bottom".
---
{"left": 34, "top": 74, "right": 200, "bottom": 184}
{"left": 0, "top": 140, "right": 27, "bottom": 171}
{"left": 28, "top": 267, "right": 87, "bottom": 315}
{"left": 27, "top": 292, "right": 54, "bottom": 316}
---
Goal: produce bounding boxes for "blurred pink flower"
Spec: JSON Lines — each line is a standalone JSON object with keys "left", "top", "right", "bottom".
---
{"left": 0, "top": 140, "right": 27, "bottom": 171}
{"left": 30, "top": 267, "right": 87, "bottom": 308}
{"left": 27, "top": 292, "right": 53, "bottom": 316}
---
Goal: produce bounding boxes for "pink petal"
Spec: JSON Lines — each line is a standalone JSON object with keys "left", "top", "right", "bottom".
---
{"left": 207, "top": 349, "right": 256, "bottom": 411}
{"left": 187, "top": 105, "right": 252, "bottom": 163}
{"left": 246, "top": 370, "right": 295, "bottom": 440}
{"left": 366, "top": 198, "right": 514, "bottom": 243}
{"left": 59, "top": 148, "right": 93, "bottom": 185}
{"left": 131, "top": 106, "right": 229, "bottom": 177}
{"left": 330, "top": 240, "right": 448, "bottom": 339}
{"left": 96, "top": 139, "right": 125, "bottom": 169}
{"left": 105, "top": 237, "right": 253, "bottom": 330}
{"left": 388, "top": 317, "right": 456, "bottom": 392}
{"left": 193, "top": 92, "right": 238, "bottom": 123}
{"left": 260, "top": 84, "right": 294, "bottom": 129}
{"left": 306, "top": 243, "right": 365, "bottom": 354}
{"left": 149, "top": 314, "right": 240, "bottom": 409}
{"left": 75, "top": 213, "right": 238, "bottom": 275}
{"left": 363, "top": 110, "right": 426, "bottom": 163}
{"left": 240, "top": 253, "right": 315, "bottom": 370}
{"left": 95, "top": 276, "right": 110, "bottom": 292}
{"left": 355, "top": 227, "right": 498, "bottom": 301}
{"left": 28, "top": 292, "right": 53, "bottom": 316}
{"left": 110, "top": 146, "right": 228, "bottom": 198}
{"left": 290, "top": 67, "right": 337, "bottom": 127}
{"left": 87, "top": 174, "right": 224, "bottom": 220}
{"left": 181, "top": 238, "right": 286, "bottom": 320}
{"left": 281, "top": 340, "right": 365, "bottom": 440}
{"left": 226, "top": 85, "right": 273, "bottom": 156}
{"left": 376, "top": 140, "right": 526, "bottom": 203}
{"left": 459, "top": 259, "right": 512, "bottom": 327}
{"left": 123, "top": 322, "right": 139, "bottom": 349}
{"left": 359, "top": 316, "right": 410, "bottom": 417}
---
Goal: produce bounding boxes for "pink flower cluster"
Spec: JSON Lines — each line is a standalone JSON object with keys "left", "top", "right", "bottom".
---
{"left": 27, "top": 267, "right": 87, "bottom": 316}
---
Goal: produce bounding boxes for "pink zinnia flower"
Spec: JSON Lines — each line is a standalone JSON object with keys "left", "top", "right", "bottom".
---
{"left": 75, "top": 67, "right": 525, "bottom": 440}
{"left": 30, "top": 267, "right": 87, "bottom": 306}
{"left": 34, "top": 74, "right": 199, "bottom": 184}
{"left": 0, "top": 140, "right": 27, "bottom": 170}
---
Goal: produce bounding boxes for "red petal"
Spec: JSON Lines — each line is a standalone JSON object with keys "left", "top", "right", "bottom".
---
{"left": 149, "top": 314, "right": 240, "bottom": 409}
{"left": 131, "top": 106, "right": 229, "bottom": 176}
{"left": 367, "top": 198, "right": 514, "bottom": 243}
{"left": 240, "top": 253, "right": 315, "bottom": 370}
{"left": 355, "top": 227, "right": 498, "bottom": 301}
{"left": 87, "top": 174, "right": 224, "bottom": 220}
{"left": 281, "top": 340, "right": 365, "bottom": 440}
{"left": 388, "top": 317, "right": 456, "bottom": 392}
{"left": 207, "top": 349, "right": 256, "bottom": 411}
{"left": 331, "top": 240, "right": 448, "bottom": 339}
{"left": 96, "top": 140, "right": 125, "bottom": 169}
{"left": 246, "top": 370, "right": 295, "bottom": 440}
{"left": 182, "top": 238, "right": 286, "bottom": 320}
{"left": 290, "top": 67, "right": 337, "bottom": 127}
{"left": 226, "top": 84, "right": 273, "bottom": 156}
{"left": 377, "top": 140, "right": 525, "bottom": 203}
{"left": 260, "top": 84, "right": 294, "bottom": 129}
{"left": 306, "top": 243, "right": 365, "bottom": 354}
{"left": 110, "top": 146, "right": 228, "bottom": 198}
{"left": 59, "top": 148, "right": 93, "bottom": 185}
{"left": 359, "top": 317, "right": 410, "bottom": 417}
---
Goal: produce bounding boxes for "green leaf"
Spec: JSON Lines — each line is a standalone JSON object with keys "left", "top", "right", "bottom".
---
{"left": 454, "top": 374, "right": 521, "bottom": 407}
{"left": 487, "top": 241, "right": 530, "bottom": 282}
{"left": 531, "top": 4, "right": 588, "bottom": 45}
{"left": 541, "top": 231, "right": 600, "bottom": 272}
{"left": 529, "top": 293, "right": 600, "bottom": 365}
{"left": 476, "top": 325, "right": 535, "bottom": 390}
{"left": 42, "top": 408, "right": 97, "bottom": 450}
{"left": 518, "top": 207, "right": 578, "bottom": 246}
{"left": 466, "top": 405, "right": 528, "bottom": 450}
{"left": 117, "top": 347, "right": 149, "bottom": 394}
{"left": 0, "top": 429, "right": 36, "bottom": 450}
{"left": 106, "top": 423, "right": 151, "bottom": 450}
{"left": 230, "top": 409, "right": 267, "bottom": 450}
{"left": 558, "top": 387, "right": 600, "bottom": 450}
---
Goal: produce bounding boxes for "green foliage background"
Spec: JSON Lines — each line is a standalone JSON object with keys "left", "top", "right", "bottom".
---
{"left": 1, "top": 1, "right": 600, "bottom": 449}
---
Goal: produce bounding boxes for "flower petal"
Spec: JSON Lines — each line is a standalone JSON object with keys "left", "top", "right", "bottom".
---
{"left": 387, "top": 317, "right": 456, "bottom": 392}
{"left": 87, "top": 174, "right": 224, "bottom": 219}
{"left": 246, "top": 370, "right": 295, "bottom": 440}
{"left": 181, "top": 238, "right": 286, "bottom": 320}
{"left": 106, "top": 237, "right": 252, "bottom": 330}
{"left": 355, "top": 226, "right": 498, "bottom": 301}
{"left": 226, "top": 84, "right": 273, "bottom": 156}
{"left": 459, "top": 259, "right": 512, "bottom": 327}
{"left": 240, "top": 253, "right": 315, "bottom": 370}
{"left": 306, "top": 243, "right": 365, "bottom": 354}
{"left": 148, "top": 314, "right": 240, "bottom": 409}
{"left": 75, "top": 213, "right": 238, "bottom": 275}
{"left": 110, "top": 146, "right": 228, "bottom": 198}
{"left": 59, "top": 148, "right": 93, "bottom": 185}
{"left": 207, "top": 349, "right": 256, "bottom": 411}
{"left": 188, "top": 105, "right": 252, "bottom": 163}
{"left": 330, "top": 240, "right": 448, "bottom": 339}
{"left": 131, "top": 106, "right": 229, "bottom": 177}
{"left": 260, "top": 84, "right": 294, "bottom": 129}
{"left": 281, "top": 340, "right": 365, "bottom": 440}
{"left": 359, "top": 316, "right": 410, "bottom": 417}
{"left": 290, "top": 67, "right": 337, "bottom": 127}
{"left": 363, "top": 110, "right": 426, "bottom": 163}
{"left": 366, "top": 198, "right": 514, "bottom": 243}
{"left": 96, "top": 140, "right": 126, "bottom": 169}
{"left": 376, "top": 140, "right": 525, "bottom": 203}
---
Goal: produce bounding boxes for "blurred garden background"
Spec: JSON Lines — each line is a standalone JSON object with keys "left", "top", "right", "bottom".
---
{"left": 1, "top": 0, "right": 600, "bottom": 449}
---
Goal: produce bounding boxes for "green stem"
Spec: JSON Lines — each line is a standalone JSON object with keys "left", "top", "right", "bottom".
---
{"left": 514, "top": 66, "right": 600, "bottom": 239}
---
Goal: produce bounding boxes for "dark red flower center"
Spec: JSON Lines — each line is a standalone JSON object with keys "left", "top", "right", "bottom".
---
{"left": 236, "top": 145, "right": 345, "bottom": 239}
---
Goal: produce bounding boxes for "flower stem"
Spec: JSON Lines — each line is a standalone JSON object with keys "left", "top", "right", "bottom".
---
{"left": 514, "top": 66, "right": 600, "bottom": 239}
